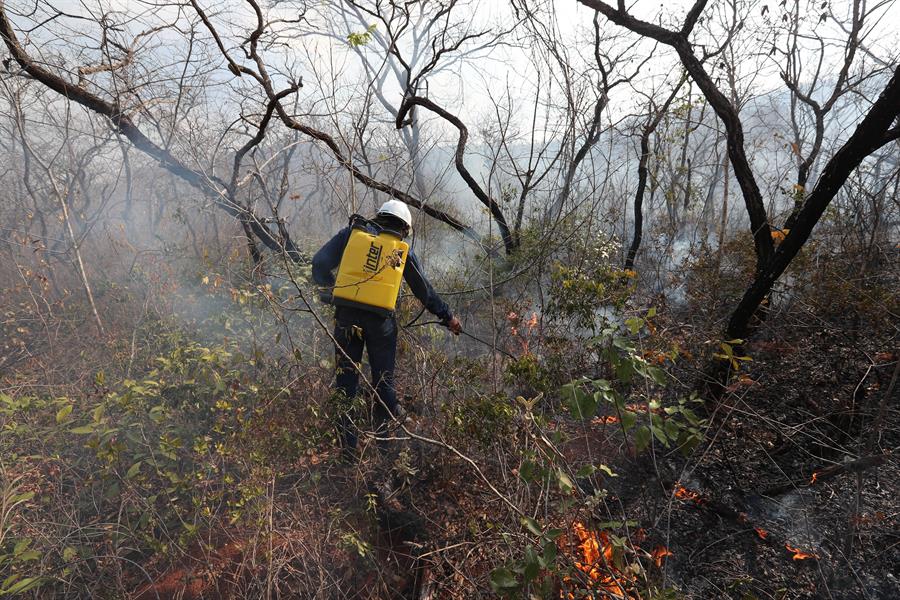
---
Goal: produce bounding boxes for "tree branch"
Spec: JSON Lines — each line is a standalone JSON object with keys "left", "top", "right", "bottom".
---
{"left": 579, "top": 0, "right": 774, "bottom": 271}
{"left": 727, "top": 64, "right": 900, "bottom": 339}
{"left": 1, "top": 2, "right": 304, "bottom": 263}
{"left": 396, "top": 94, "right": 515, "bottom": 252}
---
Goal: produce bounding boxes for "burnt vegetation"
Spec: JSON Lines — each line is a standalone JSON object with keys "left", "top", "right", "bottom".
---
{"left": 0, "top": 0, "right": 898, "bottom": 598}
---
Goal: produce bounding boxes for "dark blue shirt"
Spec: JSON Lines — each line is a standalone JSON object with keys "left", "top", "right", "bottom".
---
{"left": 312, "top": 226, "right": 452, "bottom": 322}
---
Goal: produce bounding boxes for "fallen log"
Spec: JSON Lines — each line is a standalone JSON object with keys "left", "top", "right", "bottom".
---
{"left": 760, "top": 453, "right": 890, "bottom": 497}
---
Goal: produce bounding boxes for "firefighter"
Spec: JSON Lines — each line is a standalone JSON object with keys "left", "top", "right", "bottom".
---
{"left": 312, "top": 200, "right": 462, "bottom": 455}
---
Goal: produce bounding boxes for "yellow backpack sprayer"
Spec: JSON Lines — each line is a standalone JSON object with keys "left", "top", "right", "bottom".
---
{"left": 332, "top": 215, "right": 409, "bottom": 317}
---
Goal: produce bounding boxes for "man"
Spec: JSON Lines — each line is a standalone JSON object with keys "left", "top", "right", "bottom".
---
{"left": 312, "top": 200, "right": 462, "bottom": 453}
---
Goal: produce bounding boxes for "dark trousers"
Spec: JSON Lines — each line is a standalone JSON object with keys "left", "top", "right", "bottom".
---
{"left": 332, "top": 306, "right": 400, "bottom": 449}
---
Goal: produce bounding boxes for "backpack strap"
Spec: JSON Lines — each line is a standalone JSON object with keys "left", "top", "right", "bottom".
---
{"left": 349, "top": 213, "right": 380, "bottom": 232}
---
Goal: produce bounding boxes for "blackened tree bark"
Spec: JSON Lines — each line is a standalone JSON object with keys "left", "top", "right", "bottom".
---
{"left": 395, "top": 94, "right": 516, "bottom": 253}
{"left": 625, "top": 78, "right": 686, "bottom": 270}
{"left": 727, "top": 65, "right": 900, "bottom": 339}
{"left": 582, "top": 0, "right": 900, "bottom": 352}
{"left": 0, "top": 4, "right": 308, "bottom": 263}
{"left": 578, "top": 0, "right": 775, "bottom": 274}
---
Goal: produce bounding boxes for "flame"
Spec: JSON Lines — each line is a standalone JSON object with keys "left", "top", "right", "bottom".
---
{"left": 641, "top": 350, "right": 668, "bottom": 364}
{"left": 650, "top": 545, "right": 672, "bottom": 567}
{"left": 809, "top": 471, "right": 819, "bottom": 485}
{"left": 623, "top": 402, "right": 663, "bottom": 414}
{"left": 785, "top": 543, "right": 819, "bottom": 560}
{"left": 755, "top": 527, "right": 769, "bottom": 540}
{"left": 526, "top": 312, "right": 538, "bottom": 329}
{"left": 564, "top": 521, "right": 636, "bottom": 599}
{"left": 673, "top": 484, "right": 704, "bottom": 503}
{"left": 592, "top": 415, "right": 620, "bottom": 425}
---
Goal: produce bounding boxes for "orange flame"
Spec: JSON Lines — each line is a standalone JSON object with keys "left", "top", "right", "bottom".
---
{"left": 650, "top": 545, "right": 672, "bottom": 567}
{"left": 673, "top": 484, "right": 704, "bottom": 503}
{"left": 592, "top": 415, "right": 620, "bottom": 425}
{"left": 785, "top": 543, "right": 819, "bottom": 560}
{"left": 565, "top": 521, "right": 635, "bottom": 598}
{"left": 809, "top": 471, "right": 819, "bottom": 485}
{"left": 755, "top": 527, "right": 769, "bottom": 540}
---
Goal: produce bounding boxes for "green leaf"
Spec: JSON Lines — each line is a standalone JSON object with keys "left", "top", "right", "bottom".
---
{"left": 576, "top": 464, "right": 597, "bottom": 478}
{"left": 681, "top": 407, "right": 700, "bottom": 426}
{"left": 598, "top": 464, "right": 618, "bottom": 477}
{"left": 634, "top": 426, "right": 651, "bottom": 452}
{"left": 55, "top": 404, "right": 73, "bottom": 423}
{"left": 624, "top": 317, "right": 644, "bottom": 334}
{"left": 542, "top": 540, "right": 557, "bottom": 564}
{"left": 614, "top": 358, "right": 636, "bottom": 383}
{"left": 620, "top": 410, "right": 637, "bottom": 431}
{"left": 347, "top": 27, "right": 375, "bottom": 47}
{"left": 519, "top": 459, "right": 542, "bottom": 483}
{"left": 3, "top": 576, "right": 43, "bottom": 594}
{"left": 563, "top": 383, "right": 597, "bottom": 421}
{"left": 650, "top": 424, "right": 669, "bottom": 447}
{"left": 557, "top": 470, "right": 575, "bottom": 494}
{"left": 70, "top": 424, "right": 96, "bottom": 434}
{"left": 17, "top": 549, "right": 40, "bottom": 562}
{"left": 521, "top": 516, "right": 542, "bottom": 536}
{"left": 664, "top": 418, "right": 681, "bottom": 441}
{"left": 13, "top": 538, "right": 31, "bottom": 556}
{"left": 9, "top": 491, "right": 34, "bottom": 504}
{"left": 647, "top": 366, "right": 667, "bottom": 385}
{"left": 126, "top": 461, "right": 142, "bottom": 479}
{"left": 523, "top": 545, "right": 540, "bottom": 581}
{"left": 489, "top": 567, "right": 520, "bottom": 592}
{"left": 545, "top": 527, "right": 565, "bottom": 540}
{"left": 597, "top": 520, "right": 624, "bottom": 529}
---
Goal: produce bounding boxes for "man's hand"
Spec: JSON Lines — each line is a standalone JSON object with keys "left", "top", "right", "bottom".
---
{"left": 446, "top": 316, "right": 462, "bottom": 335}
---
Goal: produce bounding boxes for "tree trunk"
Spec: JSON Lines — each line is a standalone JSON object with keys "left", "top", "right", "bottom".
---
{"left": 726, "top": 65, "right": 900, "bottom": 340}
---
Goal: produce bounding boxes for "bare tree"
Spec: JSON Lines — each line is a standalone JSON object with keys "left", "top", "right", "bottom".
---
{"left": 579, "top": 0, "right": 900, "bottom": 340}
{"left": 624, "top": 76, "right": 686, "bottom": 270}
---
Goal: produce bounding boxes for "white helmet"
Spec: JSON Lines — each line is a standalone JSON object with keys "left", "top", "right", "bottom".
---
{"left": 377, "top": 200, "right": 413, "bottom": 229}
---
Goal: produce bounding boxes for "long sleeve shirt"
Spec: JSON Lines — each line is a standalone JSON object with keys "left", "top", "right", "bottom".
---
{"left": 312, "top": 226, "right": 453, "bottom": 322}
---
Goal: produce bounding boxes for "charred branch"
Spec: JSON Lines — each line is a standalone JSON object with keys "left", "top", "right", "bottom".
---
{"left": 726, "top": 64, "right": 900, "bottom": 340}
{"left": 579, "top": 0, "right": 774, "bottom": 272}
{"left": 396, "top": 93, "right": 515, "bottom": 253}
{"left": 625, "top": 77, "right": 686, "bottom": 270}
{"left": 0, "top": 2, "right": 305, "bottom": 264}
{"left": 761, "top": 454, "right": 889, "bottom": 497}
